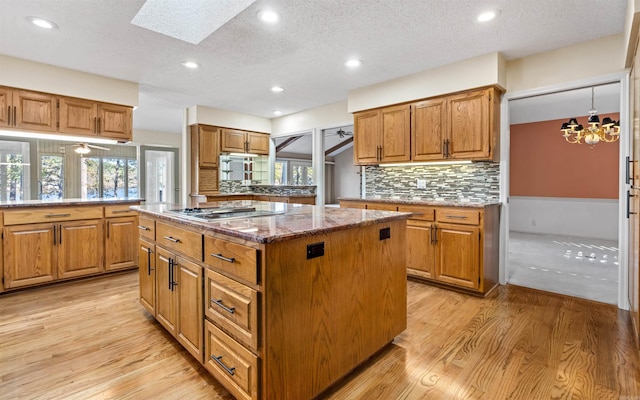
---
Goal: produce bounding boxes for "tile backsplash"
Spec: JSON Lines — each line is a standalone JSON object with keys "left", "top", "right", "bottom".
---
{"left": 365, "top": 162, "right": 500, "bottom": 202}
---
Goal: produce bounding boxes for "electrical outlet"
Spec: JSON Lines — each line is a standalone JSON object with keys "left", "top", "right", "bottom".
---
{"left": 417, "top": 179, "right": 427, "bottom": 189}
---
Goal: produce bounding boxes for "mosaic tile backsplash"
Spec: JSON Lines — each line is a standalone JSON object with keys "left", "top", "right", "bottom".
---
{"left": 365, "top": 162, "right": 500, "bottom": 202}
{"left": 220, "top": 181, "right": 316, "bottom": 195}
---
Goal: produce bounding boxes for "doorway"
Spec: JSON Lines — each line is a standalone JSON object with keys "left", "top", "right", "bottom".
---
{"left": 140, "top": 146, "right": 179, "bottom": 204}
{"left": 501, "top": 73, "right": 629, "bottom": 308}
{"left": 322, "top": 125, "right": 357, "bottom": 205}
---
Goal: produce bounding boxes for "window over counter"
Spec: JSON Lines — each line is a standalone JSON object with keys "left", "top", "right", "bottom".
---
{"left": 220, "top": 154, "right": 268, "bottom": 183}
{"left": 0, "top": 140, "right": 31, "bottom": 201}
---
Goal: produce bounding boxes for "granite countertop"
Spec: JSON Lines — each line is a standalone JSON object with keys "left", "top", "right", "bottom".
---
{"left": 0, "top": 197, "right": 143, "bottom": 209}
{"left": 132, "top": 200, "right": 410, "bottom": 244}
{"left": 339, "top": 196, "right": 501, "bottom": 208}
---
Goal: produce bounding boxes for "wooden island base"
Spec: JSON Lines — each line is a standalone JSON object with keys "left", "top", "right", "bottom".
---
{"left": 135, "top": 203, "right": 408, "bottom": 400}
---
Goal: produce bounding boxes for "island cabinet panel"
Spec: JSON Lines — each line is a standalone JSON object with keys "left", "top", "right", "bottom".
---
{"left": 205, "top": 268, "right": 259, "bottom": 351}
{"left": 138, "top": 238, "right": 156, "bottom": 315}
{"left": 155, "top": 246, "right": 178, "bottom": 336}
{"left": 176, "top": 257, "right": 204, "bottom": 362}
{"left": 204, "top": 320, "right": 259, "bottom": 400}
{"left": 57, "top": 219, "right": 104, "bottom": 279}
{"left": 137, "top": 216, "right": 156, "bottom": 241}
{"left": 204, "top": 236, "right": 257, "bottom": 285}
{"left": 105, "top": 216, "right": 138, "bottom": 271}
{"left": 262, "top": 220, "right": 406, "bottom": 400}
{"left": 3, "top": 223, "right": 57, "bottom": 288}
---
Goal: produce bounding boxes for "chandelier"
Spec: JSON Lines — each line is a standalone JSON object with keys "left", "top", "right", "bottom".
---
{"left": 560, "top": 87, "right": 620, "bottom": 145}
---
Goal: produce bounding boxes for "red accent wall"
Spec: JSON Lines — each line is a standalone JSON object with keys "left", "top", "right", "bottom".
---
{"left": 510, "top": 114, "right": 619, "bottom": 199}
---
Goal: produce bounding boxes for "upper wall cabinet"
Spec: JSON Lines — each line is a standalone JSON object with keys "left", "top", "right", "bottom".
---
{"left": 59, "top": 97, "right": 132, "bottom": 141}
{"left": 0, "top": 85, "right": 133, "bottom": 142}
{"left": 354, "top": 105, "right": 411, "bottom": 165}
{"left": 1, "top": 87, "right": 58, "bottom": 132}
{"left": 354, "top": 86, "right": 501, "bottom": 165}
{"left": 220, "top": 128, "right": 269, "bottom": 155}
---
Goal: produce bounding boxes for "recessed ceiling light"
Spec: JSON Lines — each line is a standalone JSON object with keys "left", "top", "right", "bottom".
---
{"left": 271, "top": 86, "right": 284, "bottom": 93}
{"left": 345, "top": 59, "right": 363, "bottom": 68}
{"left": 27, "top": 16, "right": 58, "bottom": 29}
{"left": 476, "top": 10, "right": 500, "bottom": 23}
{"left": 181, "top": 61, "right": 199, "bottom": 69}
{"left": 258, "top": 10, "right": 280, "bottom": 23}
{"left": 273, "top": 110, "right": 282, "bottom": 116}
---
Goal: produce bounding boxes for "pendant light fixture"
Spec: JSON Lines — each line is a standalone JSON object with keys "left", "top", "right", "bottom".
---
{"left": 560, "top": 87, "right": 620, "bottom": 145}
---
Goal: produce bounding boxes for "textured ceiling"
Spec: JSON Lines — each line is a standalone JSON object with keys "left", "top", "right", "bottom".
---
{"left": 0, "top": 0, "right": 628, "bottom": 134}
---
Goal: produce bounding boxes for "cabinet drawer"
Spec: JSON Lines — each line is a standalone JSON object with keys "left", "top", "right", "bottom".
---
{"left": 206, "top": 269, "right": 258, "bottom": 350}
{"left": 204, "top": 320, "right": 259, "bottom": 400}
{"left": 205, "top": 236, "right": 258, "bottom": 284}
{"left": 367, "top": 203, "right": 398, "bottom": 211}
{"left": 3, "top": 206, "right": 103, "bottom": 225}
{"left": 105, "top": 204, "right": 138, "bottom": 217}
{"left": 137, "top": 216, "right": 156, "bottom": 241}
{"left": 156, "top": 222, "right": 203, "bottom": 261}
{"left": 398, "top": 205, "right": 435, "bottom": 221}
{"left": 436, "top": 208, "right": 480, "bottom": 225}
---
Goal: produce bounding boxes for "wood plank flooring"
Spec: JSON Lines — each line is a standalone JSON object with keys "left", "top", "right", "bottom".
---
{"left": 0, "top": 271, "right": 638, "bottom": 399}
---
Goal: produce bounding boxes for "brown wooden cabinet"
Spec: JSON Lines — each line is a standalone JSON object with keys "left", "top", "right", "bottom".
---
{"left": 191, "top": 125, "right": 220, "bottom": 195}
{"left": 0, "top": 87, "right": 57, "bottom": 132}
{"left": 354, "top": 86, "right": 501, "bottom": 165}
{"left": 340, "top": 200, "right": 500, "bottom": 295}
{"left": 57, "top": 219, "right": 104, "bottom": 279}
{"left": 221, "top": 128, "right": 269, "bottom": 155}
{"left": 0, "top": 85, "right": 132, "bottom": 141}
{"left": 198, "top": 126, "right": 220, "bottom": 167}
{"left": 139, "top": 238, "right": 156, "bottom": 315}
{"left": 3, "top": 223, "right": 57, "bottom": 288}
{"left": 155, "top": 246, "right": 178, "bottom": 336}
{"left": 59, "top": 97, "right": 132, "bottom": 141}
{"left": 354, "top": 105, "right": 410, "bottom": 164}
{"left": 1, "top": 202, "right": 139, "bottom": 291}
{"left": 105, "top": 216, "right": 138, "bottom": 271}
{"left": 176, "top": 257, "right": 204, "bottom": 362}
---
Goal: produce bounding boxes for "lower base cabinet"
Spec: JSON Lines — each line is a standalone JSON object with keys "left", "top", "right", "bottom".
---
{"left": 3, "top": 223, "right": 57, "bottom": 288}
{"left": 105, "top": 216, "right": 138, "bottom": 271}
{"left": 58, "top": 219, "right": 104, "bottom": 279}
{"left": 138, "top": 238, "right": 156, "bottom": 315}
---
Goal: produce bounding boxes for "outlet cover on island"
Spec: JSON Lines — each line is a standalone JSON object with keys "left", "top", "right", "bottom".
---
{"left": 417, "top": 179, "right": 427, "bottom": 189}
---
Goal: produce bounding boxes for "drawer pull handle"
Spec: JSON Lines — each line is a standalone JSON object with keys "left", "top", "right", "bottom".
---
{"left": 111, "top": 209, "right": 130, "bottom": 214}
{"left": 445, "top": 215, "right": 468, "bottom": 219}
{"left": 45, "top": 213, "right": 71, "bottom": 218}
{"left": 211, "top": 355, "right": 236, "bottom": 376}
{"left": 212, "top": 299, "right": 236, "bottom": 314}
{"left": 210, "top": 253, "right": 236, "bottom": 263}
{"left": 137, "top": 225, "right": 151, "bottom": 231}
{"left": 163, "top": 236, "right": 181, "bottom": 243}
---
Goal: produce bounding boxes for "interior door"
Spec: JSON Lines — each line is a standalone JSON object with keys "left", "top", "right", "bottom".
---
{"left": 140, "top": 147, "right": 179, "bottom": 204}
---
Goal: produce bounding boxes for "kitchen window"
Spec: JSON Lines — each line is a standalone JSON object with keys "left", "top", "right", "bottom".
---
{"left": 40, "top": 155, "right": 64, "bottom": 200}
{"left": 0, "top": 140, "right": 31, "bottom": 201}
{"left": 81, "top": 157, "right": 138, "bottom": 199}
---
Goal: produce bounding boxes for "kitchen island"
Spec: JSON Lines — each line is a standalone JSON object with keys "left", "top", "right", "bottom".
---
{"left": 132, "top": 201, "right": 409, "bottom": 400}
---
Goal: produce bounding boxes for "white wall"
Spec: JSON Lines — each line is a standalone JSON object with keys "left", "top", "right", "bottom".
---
{"left": 132, "top": 129, "right": 182, "bottom": 148}
{"left": 333, "top": 146, "right": 360, "bottom": 202}
{"left": 0, "top": 54, "right": 138, "bottom": 106}
{"left": 509, "top": 196, "right": 619, "bottom": 240}
{"left": 271, "top": 101, "right": 352, "bottom": 136}
{"left": 187, "top": 105, "right": 271, "bottom": 133}
{"left": 348, "top": 52, "right": 506, "bottom": 113}
{"left": 506, "top": 34, "right": 625, "bottom": 93}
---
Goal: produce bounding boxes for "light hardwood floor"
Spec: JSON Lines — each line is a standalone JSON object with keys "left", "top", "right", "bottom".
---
{"left": 1, "top": 271, "right": 638, "bottom": 399}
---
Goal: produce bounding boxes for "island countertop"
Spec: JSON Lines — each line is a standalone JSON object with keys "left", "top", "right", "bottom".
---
{"left": 132, "top": 200, "right": 410, "bottom": 244}
{"left": 0, "top": 197, "right": 143, "bottom": 208}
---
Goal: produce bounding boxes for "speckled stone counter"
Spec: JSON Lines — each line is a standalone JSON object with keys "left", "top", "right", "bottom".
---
{"left": 0, "top": 198, "right": 143, "bottom": 208}
{"left": 339, "top": 196, "right": 501, "bottom": 208}
{"left": 132, "top": 200, "right": 410, "bottom": 243}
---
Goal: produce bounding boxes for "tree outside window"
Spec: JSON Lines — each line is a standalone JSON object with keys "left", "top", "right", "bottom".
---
{"left": 40, "top": 155, "right": 63, "bottom": 199}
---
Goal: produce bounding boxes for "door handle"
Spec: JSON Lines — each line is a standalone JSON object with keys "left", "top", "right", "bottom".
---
{"left": 7, "top": 106, "right": 11, "bottom": 126}
{"left": 107, "top": 221, "right": 110, "bottom": 238}
{"left": 627, "top": 190, "right": 636, "bottom": 219}
{"left": 433, "top": 225, "right": 438, "bottom": 244}
{"left": 147, "top": 248, "right": 154, "bottom": 275}
{"left": 13, "top": 106, "right": 16, "bottom": 126}
{"left": 53, "top": 224, "right": 57, "bottom": 245}
{"left": 59, "top": 224, "right": 62, "bottom": 245}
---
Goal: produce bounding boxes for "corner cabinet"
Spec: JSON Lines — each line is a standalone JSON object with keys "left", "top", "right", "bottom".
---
{"left": 354, "top": 86, "right": 501, "bottom": 165}
{"left": 340, "top": 200, "right": 500, "bottom": 296}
